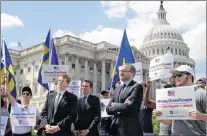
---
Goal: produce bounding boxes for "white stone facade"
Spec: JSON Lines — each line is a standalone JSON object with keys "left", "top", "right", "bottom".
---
{"left": 9, "top": 36, "right": 149, "bottom": 109}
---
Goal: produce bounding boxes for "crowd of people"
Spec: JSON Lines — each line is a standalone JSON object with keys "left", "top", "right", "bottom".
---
{"left": 0, "top": 64, "right": 206, "bottom": 136}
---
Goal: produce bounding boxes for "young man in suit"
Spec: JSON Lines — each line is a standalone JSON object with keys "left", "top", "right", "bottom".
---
{"left": 106, "top": 64, "right": 144, "bottom": 136}
{"left": 40, "top": 73, "right": 78, "bottom": 136}
{"left": 73, "top": 80, "right": 101, "bottom": 136}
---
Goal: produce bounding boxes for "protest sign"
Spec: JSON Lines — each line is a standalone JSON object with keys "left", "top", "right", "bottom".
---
{"left": 149, "top": 53, "right": 174, "bottom": 81}
{"left": 10, "top": 106, "right": 37, "bottom": 126}
{"left": 156, "top": 86, "right": 196, "bottom": 120}
{"left": 67, "top": 80, "right": 81, "bottom": 98}
{"left": 42, "top": 65, "right": 69, "bottom": 83}
{"left": 1, "top": 116, "right": 8, "bottom": 136}
{"left": 100, "top": 99, "right": 111, "bottom": 117}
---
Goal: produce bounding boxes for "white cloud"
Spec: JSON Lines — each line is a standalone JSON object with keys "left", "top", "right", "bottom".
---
{"left": 1, "top": 13, "right": 23, "bottom": 28}
{"left": 183, "top": 22, "right": 206, "bottom": 61}
{"left": 100, "top": 1, "right": 129, "bottom": 18}
{"left": 81, "top": 1, "right": 206, "bottom": 77}
{"left": 80, "top": 25, "right": 123, "bottom": 45}
{"left": 53, "top": 29, "right": 77, "bottom": 38}
{"left": 8, "top": 42, "right": 18, "bottom": 47}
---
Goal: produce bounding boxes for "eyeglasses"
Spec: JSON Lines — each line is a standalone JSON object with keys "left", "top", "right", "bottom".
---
{"left": 22, "top": 93, "right": 30, "bottom": 96}
{"left": 119, "top": 70, "right": 131, "bottom": 73}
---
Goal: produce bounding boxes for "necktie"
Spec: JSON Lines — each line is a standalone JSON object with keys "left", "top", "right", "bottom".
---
{"left": 54, "top": 93, "right": 61, "bottom": 111}
{"left": 81, "top": 96, "right": 87, "bottom": 110}
{"left": 3, "top": 100, "right": 7, "bottom": 109}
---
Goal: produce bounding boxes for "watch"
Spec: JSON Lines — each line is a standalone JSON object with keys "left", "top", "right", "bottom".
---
{"left": 86, "top": 129, "right": 89, "bottom": 133}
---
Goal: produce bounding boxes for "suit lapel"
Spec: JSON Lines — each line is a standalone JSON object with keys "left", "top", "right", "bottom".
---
{"left": 118, "top": 85, "right": 124, "bottom": 102}
{"left": 50, "top": 92, "right": 57, "bottom": 113}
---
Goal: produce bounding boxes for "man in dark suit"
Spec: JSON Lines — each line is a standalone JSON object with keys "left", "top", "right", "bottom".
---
{"left": 106, "top": 64, "right": 143, "bottom": 136}
{"left": 73, "top": 80, "right": 101, "bottom": 136}
{"left": 40, "top": 73, "right": 78, "bottom": 136}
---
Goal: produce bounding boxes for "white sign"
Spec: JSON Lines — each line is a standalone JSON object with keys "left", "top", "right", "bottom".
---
{"left": 42, "top": 65, "right": 69, "bottom": 83}
{"left": 1, "top": 116, "right": 8, "bottom": 136}
{"left": 156, "top": 86, "right": 196, "bottom": 120}
{"left": 149, "top": 53, "right": 174, "bottom": 81}
{"left": 10, "top": 106, "right": 37, "bottom": 126}
{"left": 100, "top": 99, "right": 111, "bottom": 117}
{"left": 132, "top": 62, "right": 143, "bottom": 83}
{"left": 67, "top": 80, "right": 82, "bottom": 98}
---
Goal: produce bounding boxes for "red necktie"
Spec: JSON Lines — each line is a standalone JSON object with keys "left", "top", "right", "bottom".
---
{"left": 3, "top": 100, "right": 7, "bottom": 109}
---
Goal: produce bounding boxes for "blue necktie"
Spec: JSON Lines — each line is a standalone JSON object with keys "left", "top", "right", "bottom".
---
{"left": 81, "top": 96, "right": 87, "bottom": 109}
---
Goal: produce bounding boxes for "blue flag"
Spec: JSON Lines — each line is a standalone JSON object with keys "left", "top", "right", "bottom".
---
{"left": 38, "top": 29, "right": 59, "bottom": 90}
{"left": 107, "top": 29, "right": 135, "bottom": 90}
{"left": 1, "top": 38, "right": 17, "bottom": 97}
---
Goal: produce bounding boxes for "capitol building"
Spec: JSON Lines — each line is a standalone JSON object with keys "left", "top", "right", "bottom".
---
{"left": 8, "top": 2, "right": 195, "bottom": 109}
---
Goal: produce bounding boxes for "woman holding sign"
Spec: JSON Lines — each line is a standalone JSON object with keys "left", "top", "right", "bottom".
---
{"left": 1, "top": 98, "right": 12, "bottom": 136}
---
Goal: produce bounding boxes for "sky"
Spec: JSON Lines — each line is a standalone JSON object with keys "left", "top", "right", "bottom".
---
{"left": 1, "top": 1, "right": 206, "bottom": 80}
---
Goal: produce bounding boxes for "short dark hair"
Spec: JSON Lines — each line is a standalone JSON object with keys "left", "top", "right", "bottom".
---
{"left": 22, "top": 86, "right": 32, "bottom": 96}
{"left": 83, "top": 80, "right": 93, "bottom": 88}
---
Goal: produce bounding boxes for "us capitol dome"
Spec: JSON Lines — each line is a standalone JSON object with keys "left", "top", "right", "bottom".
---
{"left": 140, "top": 1, "right": 195, "bottom": 70}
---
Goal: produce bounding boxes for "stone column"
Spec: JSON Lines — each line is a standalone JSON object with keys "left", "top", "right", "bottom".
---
{"left": 31, "top": 61, "right": 35, "bottom": 95}
{"left": 84, "top": 58, "right": 88, "bottom": 79}
{"left": 75, "top": 55, "right": 80, "bottom": 80}
{"left": 93, "top": 61, "right": 97, "bottom": 94}
{"left": 101, "top": 60, "right": 106, "bottom": 91}
{"left": 23, "top": 63, "right": 27, "bottom": 87}
{"left": 16, "top": 64, "right": 20, "bottom": 97}
{"left": 109, "top": 60, "right": 114, "bottom": 78}
{"left": 65, "top": 53, "right": 68, "bottom": 65}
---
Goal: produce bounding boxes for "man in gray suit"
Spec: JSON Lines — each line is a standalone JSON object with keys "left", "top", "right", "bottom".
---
{"left": 106, "top": 64, "right": 143, "bottom": 136}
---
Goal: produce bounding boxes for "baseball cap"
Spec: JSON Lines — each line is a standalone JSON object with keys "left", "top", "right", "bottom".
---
{"left": 196, "top": 78, "right": 206, "bottom": 84}
{"left": 171, "top": 65, "right": 194, "bottom": 78}
{"left": 101, "top": 90, "right": 109, "bottom": 96}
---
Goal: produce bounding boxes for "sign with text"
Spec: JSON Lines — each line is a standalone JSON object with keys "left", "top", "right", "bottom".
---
{"left": 10, "top": 106, "right": 37, "bottom": 126}
{"left": 149, "top": 53, "right": 174, "bottom": 81}
{"left": 132, "top": 62, "right": 143, "bottom": 83}
{"left": 42, "top": 65, "right": 69, "bottom": 83}
{"left": 1, "top": 116, "right": 8, "bottom": 136}
{"left": 100, "top": 99, "right": 111, "bottom": 117}
{"left": 67, "top": 80, "right": 82, "bottom": 98}
{"left": 156, "top": 86, "right": 196, "bottom": 120}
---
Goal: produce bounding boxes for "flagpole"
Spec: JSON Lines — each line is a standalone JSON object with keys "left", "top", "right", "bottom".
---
{"left": 2, "top": 37, "right": 8, "bottom": 95}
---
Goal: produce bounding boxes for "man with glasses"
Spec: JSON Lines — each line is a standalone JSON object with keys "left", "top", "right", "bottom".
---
{"left": 40, "top": 73, "right": 77, "bottom": 136}
{"left": 106, "top": 64, "right": 143, "bottom": 136}
{"left": 73, "top": 80, "right": 101, "bottom": 136}
{"left": 153, "top": 65, "right": 206, "bottom": 135}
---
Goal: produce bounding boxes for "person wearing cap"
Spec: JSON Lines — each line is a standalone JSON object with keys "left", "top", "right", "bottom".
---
{"left": 100, "top": 90, "right": 112, "bottom": 136}
{"left": 196, "top": 78, "right": 206, "bottom": 89}
{"left": 153, "top": 65, "right": 206, "bottom": 135}
{"left": 5, "top": 85, "right": 40, "bottom": 136}
{"left": 101, "top": 90, "right": 110, "bottom": 99}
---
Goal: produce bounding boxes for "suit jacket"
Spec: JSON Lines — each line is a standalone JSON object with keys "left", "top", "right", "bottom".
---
{"left": 40, "top": 91, "right": 77, "bottom": 136}
{"left": 106, "top": 80, "right": 143, "bottom": 136}
{"left": 74, "top": 94, "right": 101, "bottom": 136}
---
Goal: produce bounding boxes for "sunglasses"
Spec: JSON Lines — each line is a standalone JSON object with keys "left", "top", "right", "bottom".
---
{"left": 22, "top": 92, "right": 31, "bottom": 96}
{"left": 174, "top": 72, "right": 188, "bottom": 78}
